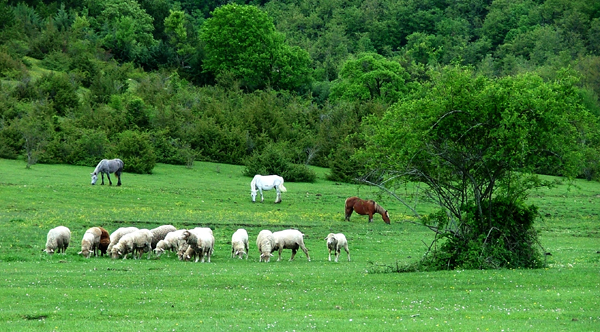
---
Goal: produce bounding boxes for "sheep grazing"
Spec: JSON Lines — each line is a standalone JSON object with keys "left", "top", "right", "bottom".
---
{"left": 79, "top": 227, "right": 102, "bottom": 258}
{"left": 154, "top": 229, "right": 187, "bottom": 257}
{"left": 256, "top": 230, "right": 275, "bottom": 262}
{"left": 150, "top": 225, "right": 177, "bottom": 250}
{"left": 107, "top": 227, "right": 139, "bottom": 254}
{"left": 182, "top": 228, "right": 214, "bottom": 263}
{"left": 43, "top": 226, "right": 71, "bottom": 255}
{"left": 98, "top": 227, "right": 110, "bottom": 256}
{"left": 181, "top": 245, "right": 197, "bottom": 262}
{"left": 111, "top": 229, "right": 153, "bottom": 260}
{"left": 231, "top": 228, "right": 249, "bottom": 259}
{"left": 177, "top": 243, "right": 190, "bottom": 261}
{"left": 272, "top": 229, "right": 310, "bottom": 262}
{"left": 325, "top": 233, "right": 350, "bottom": 262}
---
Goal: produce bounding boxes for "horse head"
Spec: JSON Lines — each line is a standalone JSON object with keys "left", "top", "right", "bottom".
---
{"left": 250, "top": 189, "right": 257, "bottom": 202}
{"left": 91, "top": 172, "right": 98, "bottom": 185}
{"left": 382, "top": 210, "right": 391, "bottom": 224}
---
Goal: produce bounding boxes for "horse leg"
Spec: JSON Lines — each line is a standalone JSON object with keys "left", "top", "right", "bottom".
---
{"left": 100, "top": 173, "right": 105, "bottom": 185}
{"left": 106, "top": 173, "right": 113, "bottom": 186}
{"left": 275, "top": 187, "right": 281, "bottom": 204}
{"left": 345, "top": 207, "right": 353, "bottom": 221}
{"left": 368, "top": 212, "right": 374, "bottom": 223}
{"left": 259, "top": 188, "right": 264, "bottom": 203}
{"left": 116, "top": 171, "right": 122, "bottom": 186}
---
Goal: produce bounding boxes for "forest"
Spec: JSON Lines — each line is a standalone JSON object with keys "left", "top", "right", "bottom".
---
{"left": 0, "top": 0, "right": 598, "bottom": 180}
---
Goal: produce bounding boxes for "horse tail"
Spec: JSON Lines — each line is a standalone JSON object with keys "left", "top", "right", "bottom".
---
{"left": 279, "top": 182, "right": 287, "bottom": 192}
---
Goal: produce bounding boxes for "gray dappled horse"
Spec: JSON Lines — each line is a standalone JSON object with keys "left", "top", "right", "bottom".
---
{"left": 91, "top": 159, "right": 124, "bottom": 186}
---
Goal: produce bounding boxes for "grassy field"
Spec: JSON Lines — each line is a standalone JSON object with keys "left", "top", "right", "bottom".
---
{"left": 0, "top": 158, "right": 598, "bottom": 331}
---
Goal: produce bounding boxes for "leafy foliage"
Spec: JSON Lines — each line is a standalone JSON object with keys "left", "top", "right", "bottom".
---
{"left": 243, "top": 142, "right": 316, "bottom": 182}
{"left": 113, "top": 130, "right": 156, "bottom": 174}
{"left": 361, "top": 66, "right": 598, "bottom": 269}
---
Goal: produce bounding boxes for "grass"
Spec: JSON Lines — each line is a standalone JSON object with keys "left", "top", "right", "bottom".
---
{"left": 0, "top": 158, "right": 599, "bottom": 331}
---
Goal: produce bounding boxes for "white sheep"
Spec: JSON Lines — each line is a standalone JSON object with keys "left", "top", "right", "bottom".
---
{"left": 154, "top": 229, "right": 187, "bottom": 257}
{"left": 272, "top": 229, "right": 311, "bottom": 262}
{"left": 107, "top": 227, "right": 139, "bottom": 253}
{"left": 43, "top": 226, "right": 71, "bottom": 255}
{"left": 111, "top": 229, "right": 153, "bottom": 260}
{"left": 256, "top": 230, "right": 275, "bottom": 262}
{"left": 150, "top": 225, "right": 177, "bottom": 249}
{"left": 79, "top": 227, "right": 102, "bottom": 258}
{"left": 231, "top": 228, "right": 249, "bottom": 259}
{"left": 325, "top": 233, "right": 350, "bottom": 262}
{"left": 182, "top": 228, "right": 214, "bottom": 263}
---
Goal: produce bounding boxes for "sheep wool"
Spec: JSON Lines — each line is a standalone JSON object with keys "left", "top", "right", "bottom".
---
{"left": 272, "top": 229, "right": 310, "bottom": 262}
{"left": 325, "top": 233, "right": 350, "bottom": 262}
{"left": 231, "top": 228, "right": 249, "bottom": 260}
{"left": 43, "top": 226, "right": 71, "bottom": 255}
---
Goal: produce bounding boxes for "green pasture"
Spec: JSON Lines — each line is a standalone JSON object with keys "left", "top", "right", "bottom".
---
{"left": 0, "top": 158, "right": 598, "bottom": 331}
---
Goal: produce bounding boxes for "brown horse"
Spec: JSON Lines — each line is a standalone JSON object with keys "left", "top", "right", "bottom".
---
{"left": 344, "top": 196, "right": 390, "bottom": 224}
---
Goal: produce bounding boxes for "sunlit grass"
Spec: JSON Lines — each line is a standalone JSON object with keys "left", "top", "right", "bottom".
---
{"left": 0, "top": 158, "right": 598, "bottom": 331}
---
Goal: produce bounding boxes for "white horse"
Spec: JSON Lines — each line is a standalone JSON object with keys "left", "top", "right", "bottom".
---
{"left": 250, "top": 175, "right": 287, "bottom": 203}
{"left": 91, "top": 159, "right": 124, "bottom": 186}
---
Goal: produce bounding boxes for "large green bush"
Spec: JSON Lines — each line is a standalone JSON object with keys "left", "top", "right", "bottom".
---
{"left": 243, "top": 143, "right": 316, "bottom": 182}
{"left": 112, "top": 130, "right": 156, "bottom": 174}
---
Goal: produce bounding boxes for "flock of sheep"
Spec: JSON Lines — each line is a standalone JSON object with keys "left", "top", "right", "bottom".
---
{"left": 43, "top": 224, "right": 351, "bottom": 263}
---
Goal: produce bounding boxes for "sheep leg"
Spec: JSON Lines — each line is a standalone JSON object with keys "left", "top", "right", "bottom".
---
{"left": 300, "top": 244, "right": 311, "bottom": 261}
{"left": 335, "top": 249, "right": 340, "bottom": 263}
{"left": 277, "top": 248, "right": 283, "bottom": 262}
{"left": 290, "top": 248, "right": 297, "bottom": 261}
{"left": 328, "top": 248, "right": 332, "bottom": 262}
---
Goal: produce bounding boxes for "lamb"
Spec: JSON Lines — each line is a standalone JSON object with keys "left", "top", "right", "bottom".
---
{"left": 111, "top": 229, "right": 153, "bottom": 260}
{"left": 182, "top": 228, "right": 214, "bottom": 263}
{"left": 272, "top": 229, "right": 310, "bottom": 262}
{"left": 79, "top": 227, "right": 102, "bottom": 258}
{"left": 98, "top": 227, "right": 110, "bottom": 256}
{"left": 150, "top": 225, "right": 177, "bottom": 249}
{"left": 231, "top": 228, "right": 249, "bottom": 259}
{"left": 177, "top": 242, "right": 190, "bottom": 261}
{"left": 325, "top": 233, "right": 350, "bottom": 262}
{"left": 154, "top": 229, "right": 187, "bottom": 257}
{"left": 106, "top": 227, "right": 139, "bottom": 253}
{"left": 256, "top": 230, "right": 275, "bottom": 262}
{"left": 43, "top": 226, "right": 71, "bottom": 255}
{"left": 181, "top": 245, "right": 197, "bottom": 262}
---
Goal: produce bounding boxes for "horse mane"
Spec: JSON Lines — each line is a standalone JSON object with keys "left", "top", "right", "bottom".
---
{"left": 373, "top": 202, "right": 386, "bottom": 215}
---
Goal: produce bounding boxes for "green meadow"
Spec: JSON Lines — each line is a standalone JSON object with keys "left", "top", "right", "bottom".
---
{"left": 0, "top": 158, "right": 598, "bottom": 331}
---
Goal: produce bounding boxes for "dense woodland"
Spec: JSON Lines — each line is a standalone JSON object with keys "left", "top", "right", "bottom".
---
{"left": 1, "top": 0, "right": 599, "bottom": 269}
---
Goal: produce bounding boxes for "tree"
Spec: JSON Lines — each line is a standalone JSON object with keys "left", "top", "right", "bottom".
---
{"left": 360, "top": 66, "right": 598, "bottom": 270}
{"left": 330, "top": 53, "right": 409, "bottom": 104}
{"left": 96, "top": 0, "right": 157, "bottom": 64}
{"left": 164, "top": 9, "right": 194, "bottom": 68}
{"left": 199, "top": 4, "right": 311, "bottom": 91}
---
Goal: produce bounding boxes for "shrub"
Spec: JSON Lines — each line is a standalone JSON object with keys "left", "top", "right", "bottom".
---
{"left": 112, "top": 130, "right": 156, "bottom": 174}
{"left": 243, "top": 143, "right": 316, "bottom": 182}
